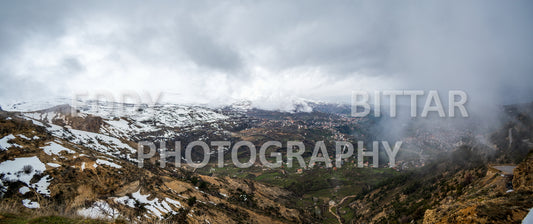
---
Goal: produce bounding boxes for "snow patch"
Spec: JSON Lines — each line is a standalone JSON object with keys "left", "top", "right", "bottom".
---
{"left": 19, "top": 186, "right": 30, "bottom": 194}
{"left": 77, "top": 200, "right": 119, "bottom": 219}
{"left": 0, "top": 134, "right": 21, "bottom": 151}
{"left": 41, "top": 141, "right": 75, "bottom": 156}
{"left": 22, "top": 199, "right": 40, "bottom": 208}
{"left": 114, "top": 196, "right": 136, "bottom": 208}
{"left": 0, "top": 156, "right": 46, "bottom": 184}
{"left": 96, "top": 159, "right": 122, "bottom": 169}
{"left": 31, "top": 175, "right": 51, "bottom": 196}
{"left": 0, "top": 157, "right": 51, "bottom": 196}
{"left": 46, "top": 163, "right": 61, "bottom": 168}
{"left": 524, "top": 208, "right": 533, "bottom": 224}
{"left": 131, "top": 189, "right": 181, "bottom": 218}
{"left": 17, "top": 134, "right": 31, "bottom": 140}
{"left": 165, "top": 198, "right": 183, "bottom": 208}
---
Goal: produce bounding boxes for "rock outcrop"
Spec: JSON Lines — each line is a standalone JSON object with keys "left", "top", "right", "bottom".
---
{"left": 513, "top": 152, "right": 533, "bottom": 191}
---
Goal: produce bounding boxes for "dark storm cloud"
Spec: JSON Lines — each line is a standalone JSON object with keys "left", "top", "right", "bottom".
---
{"left": 0, "top": 0, "right": 532, "bottom": 107}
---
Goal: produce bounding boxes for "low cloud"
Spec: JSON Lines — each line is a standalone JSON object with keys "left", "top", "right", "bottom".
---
{"left": 0, "top": 1, "right": 532, "bottom": 110}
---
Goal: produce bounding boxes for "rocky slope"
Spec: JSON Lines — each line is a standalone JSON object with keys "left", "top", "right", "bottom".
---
{"left": 513, "top": 152, "right": 533, "bottom": 192}
{"left": 329, "top": 103, "right": 533, "bottom": 224}
{"left": 0, "top": 109, "right": 303, "bottom": 223}
{"left": 422, "top": 153, "right": 533, "bottom": 224}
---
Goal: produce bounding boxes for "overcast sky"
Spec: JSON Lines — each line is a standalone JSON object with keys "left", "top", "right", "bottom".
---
{"left": 1, "top": 1, "right": 532, "bottom": 110}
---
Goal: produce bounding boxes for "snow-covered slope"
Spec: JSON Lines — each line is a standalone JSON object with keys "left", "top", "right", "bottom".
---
{"left": 80, "top": 103, "right": 227, "bottom": 125}
{"left": 1, "top": 98, "right": 73, "bottom": 112}
{"left": 94, "top": 104, "right": 228, "bottom": 138}
{"left": 10, "top": 99, "right": 229, "bottom": 140}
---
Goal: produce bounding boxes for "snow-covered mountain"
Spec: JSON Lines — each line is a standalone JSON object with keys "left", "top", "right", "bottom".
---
{"left": 0, "top": 99, "right": 301, "bottom": 222}
{"left": 6, "top": 99, "right": 231, "bottom": 137}
{"left": 0, "top": 98, "right": 74, "bottom": 112}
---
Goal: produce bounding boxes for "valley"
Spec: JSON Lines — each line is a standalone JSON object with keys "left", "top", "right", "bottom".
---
{"left": 0, "top": 100, "right": 532, "bottom": 223}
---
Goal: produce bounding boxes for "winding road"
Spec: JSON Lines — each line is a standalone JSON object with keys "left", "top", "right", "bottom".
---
{"left": 329, "top": 195, "right": 357, "bottom": 224}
